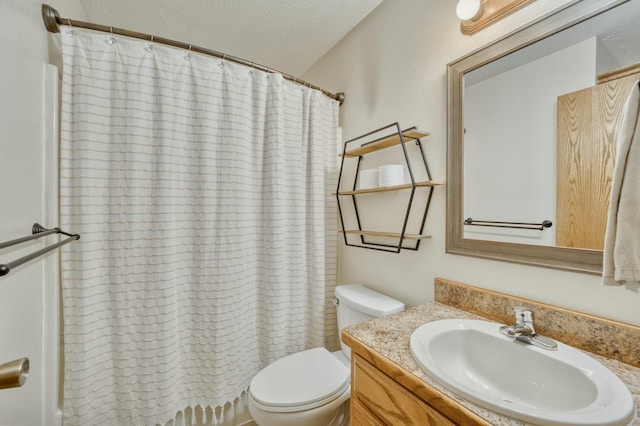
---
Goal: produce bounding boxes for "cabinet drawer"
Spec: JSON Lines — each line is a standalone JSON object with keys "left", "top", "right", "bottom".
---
{"left": 353, "top": 354, "right": 455, "bottom": 426}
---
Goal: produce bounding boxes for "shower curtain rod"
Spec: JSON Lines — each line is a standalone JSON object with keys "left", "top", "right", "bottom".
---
{"left": 41, "top": 4, "right": 345, "bottom": 106}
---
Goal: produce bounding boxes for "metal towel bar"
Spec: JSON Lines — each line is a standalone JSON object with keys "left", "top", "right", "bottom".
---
{"left": 0, "top": 358, "right": 29, "bottom": 390}
{"left": 464, "top": 218, "right": 553, "bottom": 231}
{"left": 0, "top": 223, "right": 80, "bottom": 277}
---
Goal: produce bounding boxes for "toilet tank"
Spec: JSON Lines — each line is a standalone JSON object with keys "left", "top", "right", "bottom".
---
{"left": 334, "top": 284, "right": 405, "bottom": 359}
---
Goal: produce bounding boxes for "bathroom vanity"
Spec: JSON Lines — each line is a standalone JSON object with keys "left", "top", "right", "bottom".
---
{"left": 344, "top": 303, "right": 494, "bottom": 425}
{"left": 342, "top": 279, "right": 640, "bottom": 425}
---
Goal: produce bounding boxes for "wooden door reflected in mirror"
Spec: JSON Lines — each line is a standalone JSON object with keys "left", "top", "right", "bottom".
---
{"left": 556, "top": 73, "right": 639, "bottom": 250}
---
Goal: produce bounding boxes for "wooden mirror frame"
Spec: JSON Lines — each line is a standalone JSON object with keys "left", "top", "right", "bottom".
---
{"left": 446, "top": 0, "right": 630, "bottom": 275}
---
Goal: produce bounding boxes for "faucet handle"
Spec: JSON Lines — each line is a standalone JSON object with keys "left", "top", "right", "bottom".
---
{"left": 513, "top": 307, "right": 533, "bottom": 325}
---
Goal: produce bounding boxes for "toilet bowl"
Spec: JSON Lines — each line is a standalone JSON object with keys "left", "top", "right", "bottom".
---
{"left": 248, "top": 347, "right": 350, "bottom": 426}
{"left": 247, "top": 284, "right": 404, "bottom": 426}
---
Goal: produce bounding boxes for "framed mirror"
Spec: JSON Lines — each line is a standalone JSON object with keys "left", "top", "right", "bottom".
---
{"left": 447, "top": 0, "right": 640, "bottom": 274}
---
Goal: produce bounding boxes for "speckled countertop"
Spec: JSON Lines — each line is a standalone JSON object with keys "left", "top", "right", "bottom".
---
{"left": 343, "top": 301, "right": 640, "bottom": 426}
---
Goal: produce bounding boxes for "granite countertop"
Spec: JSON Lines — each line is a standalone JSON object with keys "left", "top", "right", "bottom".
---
{"left": 343, "top": 301, "right": 640, "bottom": 426}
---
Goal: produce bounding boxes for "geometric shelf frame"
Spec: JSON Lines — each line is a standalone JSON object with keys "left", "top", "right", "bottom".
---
{"left": 335, "top": 122, "right": 443, "bottom": 253}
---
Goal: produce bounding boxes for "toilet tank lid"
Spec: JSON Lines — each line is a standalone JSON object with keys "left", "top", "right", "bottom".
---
{"left": 335, "top": 284, "right": 404, "bottom": 317}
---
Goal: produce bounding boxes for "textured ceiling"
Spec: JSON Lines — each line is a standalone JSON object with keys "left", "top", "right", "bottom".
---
{"left": 78, "top": 0, "right": 383, "bottom": 76}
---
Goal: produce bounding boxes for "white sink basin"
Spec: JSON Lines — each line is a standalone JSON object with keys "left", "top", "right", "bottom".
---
{"left": 410, "top": 319, "right": 636, "bottom": 426}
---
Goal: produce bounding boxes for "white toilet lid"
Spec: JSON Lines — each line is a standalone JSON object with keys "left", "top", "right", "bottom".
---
{"left": 249, "top": 347, "right": 350, "bottom": 410}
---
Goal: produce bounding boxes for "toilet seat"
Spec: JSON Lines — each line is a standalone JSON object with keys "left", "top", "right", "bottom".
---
{"left": 249, "top": 347, "right": 350, "bottom": 413}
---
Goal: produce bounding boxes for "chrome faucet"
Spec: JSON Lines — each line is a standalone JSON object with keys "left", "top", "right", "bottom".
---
{"left": 499, "top": 307, "right": 557, "bottom": 350}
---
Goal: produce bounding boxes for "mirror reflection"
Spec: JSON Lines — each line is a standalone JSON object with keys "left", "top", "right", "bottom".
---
{"left": 462, "top": 0, "right": 640, "bottom": 250}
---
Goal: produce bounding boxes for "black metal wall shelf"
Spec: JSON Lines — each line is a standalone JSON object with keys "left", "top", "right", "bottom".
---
{"left": 335, "top": 122, "right": 443, "bottom": 253}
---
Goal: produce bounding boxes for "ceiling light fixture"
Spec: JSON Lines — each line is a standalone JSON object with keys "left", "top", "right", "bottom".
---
{"left": 457, "top": 0, "right": 537, "bottom": 35}
{"left": 456, "top": 0, "right": 483, "bottom": 21}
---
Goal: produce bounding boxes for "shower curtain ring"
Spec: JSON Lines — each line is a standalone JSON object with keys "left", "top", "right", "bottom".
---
{"left": 66, "top": 17, "right": 76, "bottom": 35}
{"left": 108, "top": 26, "right": 116, "bottom": 44}
{"left": 184, "top": 44, "right": 193, "bottom": 60}
{"left": 145, "top": 35, "right": 154, "bottom": 52}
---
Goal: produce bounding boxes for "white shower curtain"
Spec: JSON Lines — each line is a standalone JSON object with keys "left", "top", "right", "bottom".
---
{"left": 59, "top": 27, "right": 338, "bottom": 426}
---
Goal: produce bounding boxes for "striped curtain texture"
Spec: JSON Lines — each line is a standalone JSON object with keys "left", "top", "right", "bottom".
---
{"left": 59, "top": 27, "right": 339, "bottom": 426}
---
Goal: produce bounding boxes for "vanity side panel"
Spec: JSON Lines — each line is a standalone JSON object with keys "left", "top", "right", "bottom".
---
{"left": 351, "top": 397, "right": 385, "bottom": 426}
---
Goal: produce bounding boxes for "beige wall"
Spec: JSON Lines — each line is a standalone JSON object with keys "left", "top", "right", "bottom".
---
{"left": 304, "top": 0, "right": 640, "bottom": 327}
{"left": 0, "top": 1, "right": 85, "bottom": 425}
{"left": 1, "top": 1, "right": 637, "bottom": 424}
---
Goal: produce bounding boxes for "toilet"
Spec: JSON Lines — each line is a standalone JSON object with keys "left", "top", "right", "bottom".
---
{"left": 247, "top": 284, "right": 405, "bottom": 426}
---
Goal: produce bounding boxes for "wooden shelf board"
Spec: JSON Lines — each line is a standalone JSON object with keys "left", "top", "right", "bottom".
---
{"left": 335, "top": 181, "right": 444, "bottom": 196}
{"left": 341, "top": 230, "right": 432, "bottom": 240}
{"left": 344, "top": 129, "right": 430, "bottom": 157}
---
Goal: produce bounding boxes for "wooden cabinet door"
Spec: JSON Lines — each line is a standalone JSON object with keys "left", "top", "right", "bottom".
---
{"left": 556, "top": 73, "right": 639, "bottom": 249}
